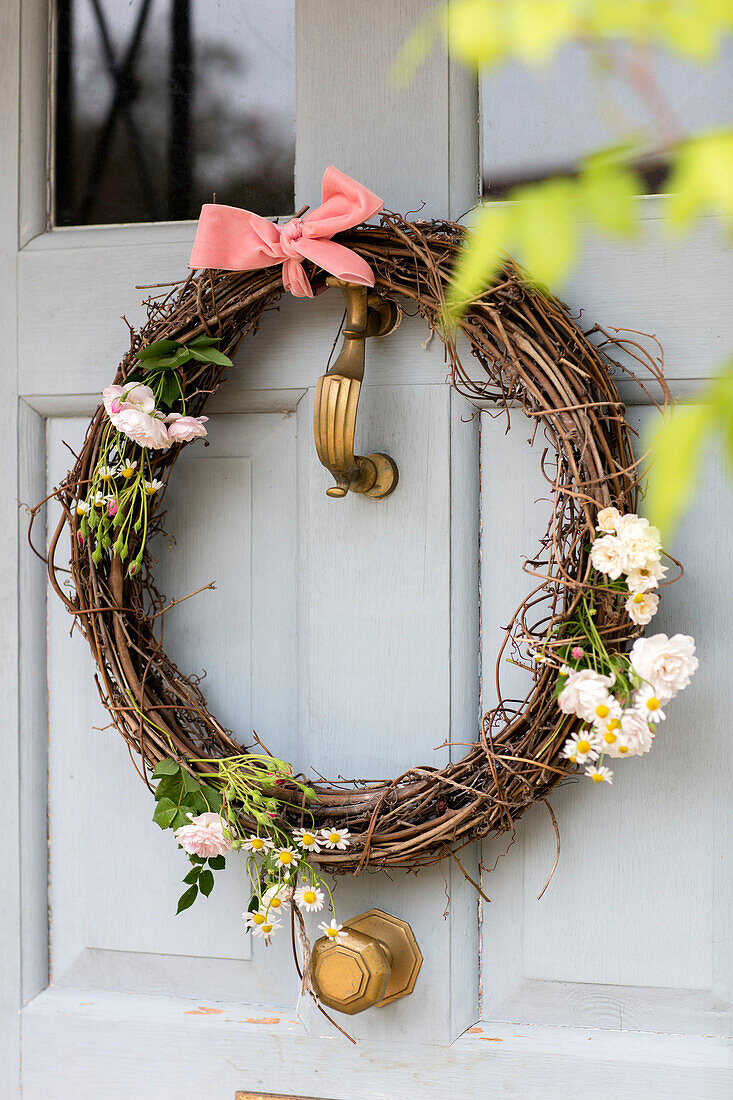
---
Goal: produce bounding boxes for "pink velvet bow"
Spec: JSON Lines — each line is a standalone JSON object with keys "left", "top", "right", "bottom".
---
{"left": 189, "top": 166, "right": 383, "bottom": 298}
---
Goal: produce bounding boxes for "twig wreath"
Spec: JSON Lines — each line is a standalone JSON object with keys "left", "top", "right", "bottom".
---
{"left": 39, "top": 170, "right": 698, "bottom": 966}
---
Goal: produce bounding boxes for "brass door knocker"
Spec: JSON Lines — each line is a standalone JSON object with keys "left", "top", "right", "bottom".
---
{"left": 313, "top": 277, "right": 400, "bottom": 498}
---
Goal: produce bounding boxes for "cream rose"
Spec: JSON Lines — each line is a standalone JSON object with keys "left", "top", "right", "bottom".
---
{"left": 557, "top": 668, "right": 615, "bottom": 722}
{"left": 597, "top": 506, "right": 621, "bottom": 533}
{"left": 615, "top": 514, "right": 662, "bottom": 571}
{"left": 590, "top": 534, "right": 628, "bottom": 579}
{"left": 629, "top": 633, "right": 698, "bottom": 702}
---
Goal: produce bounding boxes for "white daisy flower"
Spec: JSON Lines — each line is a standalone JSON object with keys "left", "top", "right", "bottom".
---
{"left": 318, "top": 919, "right": 347, "bottom": 944}
{"left": 242, "top": 834, "right": 274, "bottom": 855}
{"left": 589, "top": 694, "right": 622, "bottom": 728}
{"left": 76, "top": 499, "right": 91, "bottom": 516}
{"left": 92, "top": 491, "right": 106, "bottom": 509}
{"left": 294, "top": 884, "right": 325, "bottom": 913}
{"left": 595, "top": 715, "right": 623, "bottom": 753}
{"left": 97, "top": 465, "right": 117, "bottom": 481}
{"left": 120, "top": 459, "right": 138, "bottom": 479}
{"left": 633, "top": 684, "right": 666, "bottom": 723}
{"left": 562, "top": 730, "right": 601, "bottom": 765}
{"left": 625, "top": 590, "right": 660, "bottom": 626}
{"left": 251, "top": 917, "right": 281, "bottom": 943}
{"left": 274, "top": 845, "right": 299, "bottom": 869}
{"left": 585, "top": 764, "right": 613, "bottom": 785}
{"left": 293, "top": 827, "right": 321, "bottom": 853}
{"left": 320, "top": 828, "right": 351, "bottom": 850}
{"left": 245, "top": 909, "right": 268, "bottom": 930}
{"left": 262, "top": 883, "right": 292, "bottom": 913}
{"left": 144, "top": 478, "right": 164, "bottom": 496}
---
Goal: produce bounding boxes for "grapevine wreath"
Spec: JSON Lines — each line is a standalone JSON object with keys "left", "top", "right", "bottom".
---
{"left": 42, "top": 169, "right": 697, "bottom": 960}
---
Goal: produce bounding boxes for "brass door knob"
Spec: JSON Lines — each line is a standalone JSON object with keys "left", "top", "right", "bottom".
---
{"left": 311, "top": 909, "right": 422, "bottom": 1015}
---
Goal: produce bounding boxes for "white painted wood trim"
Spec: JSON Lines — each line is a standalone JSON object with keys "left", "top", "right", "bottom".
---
{"left": 1, "top": 2, "right": 22, "bottom": 1096}
{"left": 21, "top": 987, "right": 733, "bottom": 1100}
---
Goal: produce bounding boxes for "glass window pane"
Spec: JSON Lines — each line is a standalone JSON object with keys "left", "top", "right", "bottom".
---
{"left": 481, "top": 44, "right": 732, "bottom": 196}
{"left": 54, "top": 0, "right": 295, "bottom": 226}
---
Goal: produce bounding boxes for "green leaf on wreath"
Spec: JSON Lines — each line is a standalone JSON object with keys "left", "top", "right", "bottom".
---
{"left": 176, "top": 884, "right": 198, "bottom": 914}
{"left": 207, "top": 855, "right": 226, "bottom": 870}
{"left": 188, "top": 346, "right": 231, "bottom": 367}
{"left": 183, "top": 866, "right": 202, "bottom": 885}
{"left": 189, "top": 334, "right": 221, "bottom": 347}
{"left": 152, "top": 797, "right": 178, "bottom": 829}
{"left": 152, "top": 759, "right": 181, "bottom": 778}
{"left": 171, "top": 808, "right": 194, "bottom": 830}
{"left": 153, "top": 773, "right": 185, "bottom": 803}
{"left": 155, "top": 347, "right": 191, "bottom": 370}
{"left": 136, "top": 339, "right": 180, "bottom": 360}
{"left": 158, "top": 373, "right": 181, "bottom": 409}
{"left": 198, "top": 869, "right": 215, "bottom": 897}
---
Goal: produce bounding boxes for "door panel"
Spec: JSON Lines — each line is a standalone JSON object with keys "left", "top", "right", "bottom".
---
{"left": 479, "top": 408, "right": 732, "bottom": 1039}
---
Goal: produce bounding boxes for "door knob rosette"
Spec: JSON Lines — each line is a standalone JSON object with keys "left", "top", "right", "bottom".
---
{"left": 311, "top": 909, "right": 423, "bottom": 1015}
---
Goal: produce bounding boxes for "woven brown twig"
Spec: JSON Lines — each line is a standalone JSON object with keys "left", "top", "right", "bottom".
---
{"left": 45, "top": 213, "right": 670, "bottom": 872}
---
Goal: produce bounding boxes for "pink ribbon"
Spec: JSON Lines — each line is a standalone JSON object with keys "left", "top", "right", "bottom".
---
{"left": 189, "top": 166, "right": 383, "bottom": 298}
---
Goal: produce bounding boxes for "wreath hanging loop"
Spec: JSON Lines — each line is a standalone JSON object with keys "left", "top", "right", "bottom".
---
{"left": 44, "top": 203, "right": 689, "bottom": 905}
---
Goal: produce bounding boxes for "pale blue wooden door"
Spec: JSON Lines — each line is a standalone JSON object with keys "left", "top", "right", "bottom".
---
{"left": 2, "top": 2, "right": 731, "bottom": 1098}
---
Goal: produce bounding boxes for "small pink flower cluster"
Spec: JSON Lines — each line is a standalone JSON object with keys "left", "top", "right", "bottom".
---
{"left": 103, "top": 381, "right": 208, "bottom": 450}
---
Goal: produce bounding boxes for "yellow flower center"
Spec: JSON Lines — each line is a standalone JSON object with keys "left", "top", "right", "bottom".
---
{"left": 76, "top": 504, "right": 86, "bottom": 515}
{"left": 304, "top": 890, "right": 317, "bottom": 904}
{"left": 608, "top": 719, "right": 621, "bottom": 730}
{"left": 632, "top": 593, "right": 644, "bottom": 604}
{"left": 270, "top": 897, "right": 282, "bottom": 909}
{"left": 619, "top": 745, "right": 629, "bottom": 754}
{"left": 576, "top": 740, "right": 590, "bottom": 754}
{"left": 646, "top": 696, "right": 660, "bottom": 711}
{"left": 591, "top": 772, "right": 605, "bottom": 783}
{"left": 603, "top": 731, "right": 617, "bottom": 744}
{"left": 301, "top": 833, "right": 315, "bottom": 846}
{"left": 279, "top": 851, "right": 294, "bottom": 864}
{"left": 145, "top": 485, "right": 157, "bottom": 495}
{"left": 328, "top": 833, "right": 341, "bottom": 844}
{"left": 250, "top": 838, "right": 264, "bottom": 850}
{"left": 122, "top": 466, "right": 135, "bottom": 478}
{"left": 326, "top": 928, "right": 339, "bottom": 938}
{"left": 595, "top": 704, "right": 609, "bottom": 719}
{"left": 262, "top": 924, "right": 273, "bottom": 934}
{"left": 251, "top": 913, "right": 265, "bottom": 925}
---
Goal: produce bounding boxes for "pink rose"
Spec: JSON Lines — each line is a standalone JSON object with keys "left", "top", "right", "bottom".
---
{"left": 103, "top": 384, "right": 126, "bottom": 421}
{"left": 165, "top": 413, "right": 209, "bottom": 442}
{"left": 174, "top": 812, "right": 231, "bottom": 858}
{"left": 103, "top": 381, "right": 158, "bottom": 429}
{"left": 115, "top": 407, "right": 170, "bottom": 450}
